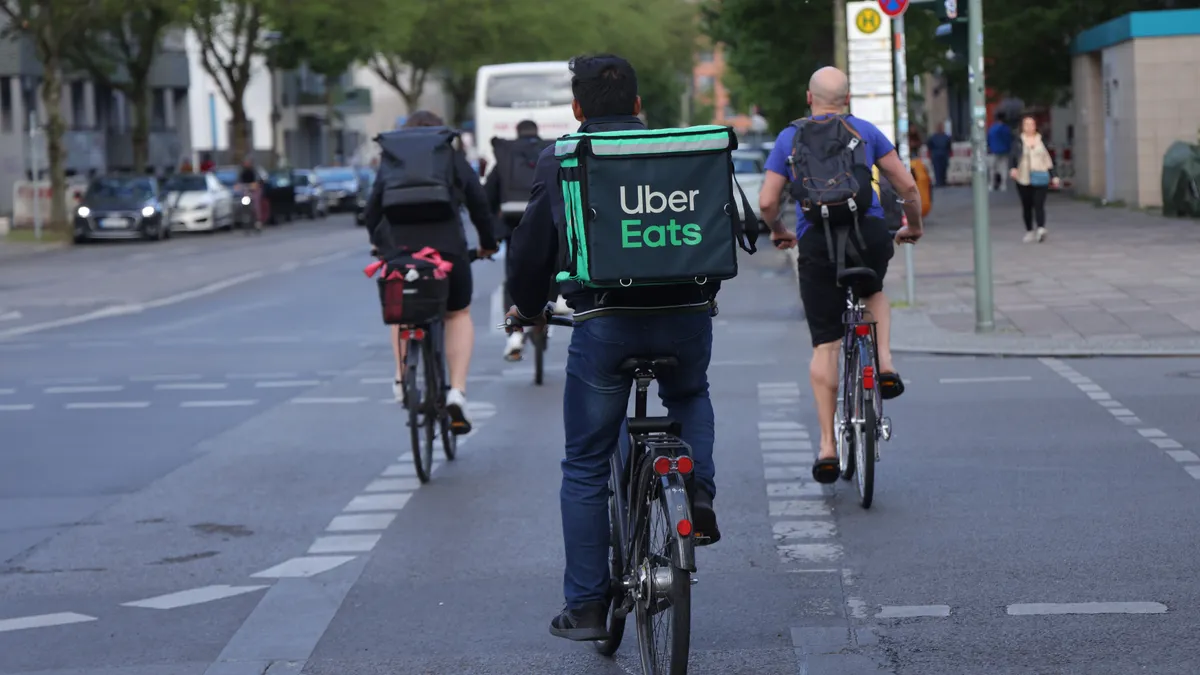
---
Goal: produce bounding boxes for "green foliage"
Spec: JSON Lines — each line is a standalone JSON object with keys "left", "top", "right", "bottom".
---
{"left": 701, "top": 0, "right": 834, "bottom": 130}
{"left": 266, "top": 0, "right": 386, "bottom": 78}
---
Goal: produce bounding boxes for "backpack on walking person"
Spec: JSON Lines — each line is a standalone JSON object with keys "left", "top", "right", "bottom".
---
{"left": 492, "top": 137, "right": 554, "bottom": 208}
{"left": 552, "top": 125, "right": 759, "bottom": 289}
{"left": 374, "top": 126, "right": 460, "bottom": 225}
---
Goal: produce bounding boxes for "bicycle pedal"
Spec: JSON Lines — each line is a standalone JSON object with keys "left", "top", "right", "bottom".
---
{"left": 690, "top": 575, "right": 698, "bottom": 586}
{"left": 879, "top": 416, "right": 893, "bottom": 441}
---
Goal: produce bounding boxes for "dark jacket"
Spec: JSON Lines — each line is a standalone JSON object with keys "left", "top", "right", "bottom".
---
{"left": 507, "top": 115, "right": 720, "bottom": 320}
{"left": 485, "top": 135, "right": 544, "bottom": 241}
{"left": 364, "top": 144, "right": 496, "bottom": 258}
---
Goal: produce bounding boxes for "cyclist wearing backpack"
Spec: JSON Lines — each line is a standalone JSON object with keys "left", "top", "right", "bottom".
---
{"left": 484, "top": 120, "right": 561, "bottom": 361}
{"left": 364, "top": 111, "right": 498, "bottom": 433}
{"left": 504, "top": 54, "right": 750, "bottom": 641}
{"left": 759, "top": 66, "right": 924, "bottom": 485}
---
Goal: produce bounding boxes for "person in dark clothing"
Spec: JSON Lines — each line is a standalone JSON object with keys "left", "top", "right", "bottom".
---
{"left": 926, "top": 127, "right": 952, "bottom": 187}
{"left": 503, "top": 53, "right": 721, "bottom": 642}
{"left": 364, "top": 110, "right": 498, "bottom": 430}
{"left": 236, "top": 157, "right": 264, "bottom": 230}
{"left": 485, "top": 119, "right": 562, "bottom": 361}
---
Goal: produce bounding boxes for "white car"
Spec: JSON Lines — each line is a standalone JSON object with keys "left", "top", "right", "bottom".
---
{"left": 163, "top": 173, "right": 235, "bottom": 232}
{"left": 732, "top": 150, "right": 766, "bottom": 227}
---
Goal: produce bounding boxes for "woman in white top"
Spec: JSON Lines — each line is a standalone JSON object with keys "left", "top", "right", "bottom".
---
{"left": 1008, "top": 115, "right": 1060, "bottom": 243}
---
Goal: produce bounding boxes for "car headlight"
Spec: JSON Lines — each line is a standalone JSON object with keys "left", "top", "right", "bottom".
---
{"left": 141, "top": 206, "right": 155, "bottom": 217}
{"left": 77, "top": 206, "right": 90, "bottom": 218}
{"left": 241, "top": 195, "right": 251, "bottom": 206}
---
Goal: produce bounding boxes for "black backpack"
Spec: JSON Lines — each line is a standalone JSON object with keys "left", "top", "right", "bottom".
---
{"left": 375, "top": 127, "right": 459, "bottom": 224}
{"left": 786, "top": 115, "right": 874, "bottom": 229}
{"left": 492, "top": 136, "right": 553, "bottom": 203}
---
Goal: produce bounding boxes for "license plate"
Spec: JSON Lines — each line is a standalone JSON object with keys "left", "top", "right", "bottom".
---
{"left": 99, "top": 217, "right": 126, "bottom": 229}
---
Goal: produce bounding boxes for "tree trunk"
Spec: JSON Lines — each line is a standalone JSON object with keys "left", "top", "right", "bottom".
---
{"left": 130, "top": 84, "right": 151, "bottom": 173}
{"left": 833, "top": 0, "right": 847, "bottom": 72}
{"left": 40, "top": 56, "right": 69, "bottom": 233}
{"left": 445, "top": 79, "right": 472, "bottom": 127}
{"left": 230, "top": 99, "right": 249, "bottom": 163}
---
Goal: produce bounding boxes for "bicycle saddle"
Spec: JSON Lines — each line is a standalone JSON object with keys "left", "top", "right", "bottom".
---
{"left": 619, "top": 356, "right": 679, "bottom": 373}
{"left": 837, "top": 267, "right": 879, "bottom": 285}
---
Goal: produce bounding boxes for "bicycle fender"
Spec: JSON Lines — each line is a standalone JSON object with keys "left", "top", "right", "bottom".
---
{"left": 660, "top": 473, "right": 696, "bottom": 572}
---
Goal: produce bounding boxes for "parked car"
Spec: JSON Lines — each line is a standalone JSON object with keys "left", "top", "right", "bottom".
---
{"left": 732, "top": 149, "right": 766, "bottom": 228}
{"left": 162, "top": 172, "right": 235, "bottom": 233}
{"left": 354, "top": 167, "right": 376, "bottom": 226}
{"left": 314, "top": 166, "right": 361, "bottom": 212}
{"left": 292, "top": 169, "right": 328, "bottom": 219}
{"left": 73, "top": 175, "right": 171, "bottom": 242}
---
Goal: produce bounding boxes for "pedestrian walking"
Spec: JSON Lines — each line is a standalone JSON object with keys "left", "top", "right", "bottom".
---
{"left": 1009, "top": 115, "right": 1060, "bottom": 243}
{"left": 926, "top": 125, "right": 952, "bottom": 187}
{"left": 987, "top": 115, "right": 1012, "bottom": 191}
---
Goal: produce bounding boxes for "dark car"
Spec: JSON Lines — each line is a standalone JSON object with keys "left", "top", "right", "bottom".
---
{"left": 314, "top": 166, "right": 360, "bottom": 212}
{"left": 354, "top": 167, "right": 376, "bottom": 226}
{"left": 293, "top": 169, "right": 328, "bottom": 219}
{"left": 73, "top": 175, "right": 170, "bottom": 242}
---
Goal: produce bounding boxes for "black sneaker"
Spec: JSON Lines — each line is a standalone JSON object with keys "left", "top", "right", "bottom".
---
{"left": 549, "top": 601, "right": 609, "bottom": 641}
{"left": 691, "top": 487, "right": 721, "bottom": 546}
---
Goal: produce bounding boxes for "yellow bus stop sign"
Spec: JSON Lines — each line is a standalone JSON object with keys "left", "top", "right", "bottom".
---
{"left": 856, "top": 7, "right": 882, "bottom": 34}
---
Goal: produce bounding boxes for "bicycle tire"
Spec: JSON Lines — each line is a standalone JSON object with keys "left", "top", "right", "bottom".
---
{"left": 533, "top": 327, "right": 546, "bottom": 386}
{"left": 594, "top": 484, "right": 627, "bottom": 657}
{"left": 854, "top": 339, "right": 876, "bottom": 509}
{"left": 632, "top": 466, "right": 691, "bottom": 675}
{"left": 406, "top": 344, "right": 431, "bottom": 483}
{"left": 837, "top": 345, "right": 856, "bottom": 481}
{"left": 434, "top": 329, "right": 457, "bottom": 461}
{"left": 419, "top": 340, "right": 437, "bottom": 480}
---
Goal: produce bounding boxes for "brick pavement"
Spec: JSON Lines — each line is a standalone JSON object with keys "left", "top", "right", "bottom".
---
{"left": 884, "top": 187, "right": 1200, "bottom": 355}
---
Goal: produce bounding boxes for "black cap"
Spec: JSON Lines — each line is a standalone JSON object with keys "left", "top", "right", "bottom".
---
{"left": 569, "top": 54, "right": 637, "bottom": 90}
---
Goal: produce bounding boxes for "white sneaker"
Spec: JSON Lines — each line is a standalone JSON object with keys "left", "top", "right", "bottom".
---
{"left": 445, "top": 388, "right": 472, "bottom": 435}
{"left": 392, "top": 379, "right": 404, "bottom": 403}
{"left": 504, "top": 332, "right": 525, "bottom": 361}
{"left": 1022, "top": 231, "right": 1037, "bottom": 243}
{"left": 551, "top": 295, "right": 571, "bottom": 315}
{"left": 1036, "top": 227, "right": 1047, "bottom": 242}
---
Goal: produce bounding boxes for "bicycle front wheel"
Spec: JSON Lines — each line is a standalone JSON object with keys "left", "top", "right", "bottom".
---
{"left": 633, "top": 477, "right": 691, "bottom": 674}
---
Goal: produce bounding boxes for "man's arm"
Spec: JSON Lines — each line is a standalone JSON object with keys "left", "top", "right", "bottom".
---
{"left": 875, "top": 149, "right": 923, "bottom": 231}
{"left": 507, "top": 149, "right": 558, "bottom": 319}
{"left": 454, "top": 151, "right": 498, "bottom": 252}
{"left": 759, "top": 171, "right": 788, "bottom": 232}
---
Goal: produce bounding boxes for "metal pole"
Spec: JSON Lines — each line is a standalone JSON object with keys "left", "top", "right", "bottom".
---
{"left": 893, "top": 14, "right": 915, "bottom": 306}
{"left": 208, "top": 92, "right": 218, "bottom": 159}
{"left": 834, "top": 0, "right": 848, "bottom": 71}
{"left": 968, "top": 0, "right": 993, "bottom": 331}
{"left": 29, "top": 111, "right": 41, "bottom": 241}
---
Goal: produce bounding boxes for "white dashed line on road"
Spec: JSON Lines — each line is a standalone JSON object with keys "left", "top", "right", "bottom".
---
{"left": 122, "top": 585, "right": 268, "bottom": 610}
{"left": 938, "top": 376, "right": 1032, "bottom": 384}
{"left": 1138, "top": 428, "right": 1168, "bottom": 438}
{"left": 250, "top": 555, "right": 357, "bottom": 579}
{"left": 255, "top": 380, "right": 322, "bottom": 388}
{"left": 290, "top": 397, "right": 368, "bottom": 404}
{"left": 308, "top": 534, "right": 382, "bottom": 554}
{"left": 343, "top": 493, "right": 412, "bottom": 512}
{"left": 1166, "top": 450, "right": 1199, "bottom": 462}
{"left": 877, "top": 605, "right": 952, "bottom": 618}
{"left": 226, "top": 372, "right": 299, "bottom": 379}
{"left": 0, "top": 612, "right": 97, "bottom": 633}
{"left": 65, "top": 401, "right": 150, "bottom": 409}
{"left": 44, "top": 385, "right": 124, "bottom": 394}
{"left": 156, "top": 382, "right": 228, "bottom": 390}
{"left": 181, "top": 400, "right": 258, "bottom": 408}
{"left": 129, "top": 374, "right": 203, "bottom": 382}
{"left": 0, "top": 404, "right": 33, "bottom": 411}
{"left": 364, "top": 478, "right": 422, "bottom": 492}
{"left": 326, "top": 513, "right": 398, "bottom": 532}
{"left": 1006, "top": 602, "right": 1167, "bottom": 616}
{"left": 0, "top": 388, "right": 15, "bottom": 395}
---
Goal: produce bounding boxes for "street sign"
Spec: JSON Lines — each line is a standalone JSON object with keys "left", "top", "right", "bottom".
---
{"left": 854, "top": 6, "right": 883, "bottom": 34}
{"left": 878, "top": 0, "right": 909, "bottom": 17}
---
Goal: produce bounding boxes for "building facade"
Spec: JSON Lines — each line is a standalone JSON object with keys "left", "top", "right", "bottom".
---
{"left": 0, "top": 21, "right": 192, "bottom": 215}
{"left": 1071, "top": 9, "right": 1200, "bottom": 208}
{"left": 692, "top": 45, "right": 751, "bottom": 133}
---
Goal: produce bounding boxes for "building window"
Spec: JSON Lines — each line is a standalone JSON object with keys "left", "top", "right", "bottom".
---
{"left": 696, "top": 75, "right": 714, "bottom": 95}
{"left": 0, "top": 77, "right": 12, "bottom": 133}
{"left": 697, "top": 50, "right": 714, "bottom": 63}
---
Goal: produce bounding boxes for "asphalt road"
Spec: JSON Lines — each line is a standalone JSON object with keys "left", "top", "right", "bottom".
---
{"left": 1, "top": 220, "right": 1199, "bottom": 675}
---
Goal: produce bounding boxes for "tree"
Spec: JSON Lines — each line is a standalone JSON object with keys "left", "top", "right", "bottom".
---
{"left": 65, "top": 0, "right": 183, "bottom": 172}
{"left": 701, "top": 0, "right": 834, "bottom": 130}
{"left": 0, "top": 0, "right": 99, "bottom": 233}
{"left": 190, "top": 0, "right": 269, "bottom": 161}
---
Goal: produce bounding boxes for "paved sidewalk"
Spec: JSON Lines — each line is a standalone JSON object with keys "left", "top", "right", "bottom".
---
{"left": 884, "top": 187, "right": 1200, "bottom": 355}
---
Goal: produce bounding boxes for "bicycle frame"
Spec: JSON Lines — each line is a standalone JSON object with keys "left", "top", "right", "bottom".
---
{"left": 839, "top": 287, "right": 881, "bottom": 426}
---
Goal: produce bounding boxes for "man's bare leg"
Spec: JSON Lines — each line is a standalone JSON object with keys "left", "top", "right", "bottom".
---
{"left": 811, "top": 341, "right": 840, "bottom": 461}
{"left": 864, "top": 291, "right": 895, "bottom": 374}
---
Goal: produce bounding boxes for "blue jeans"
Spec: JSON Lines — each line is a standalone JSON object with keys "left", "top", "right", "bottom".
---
{"left": 560, "top": 312, "right": 716, "bottom": 608}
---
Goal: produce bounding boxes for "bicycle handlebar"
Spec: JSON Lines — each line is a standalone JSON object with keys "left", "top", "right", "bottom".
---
{"left": 501, "top": 301, "right": 575, "bottom": 331}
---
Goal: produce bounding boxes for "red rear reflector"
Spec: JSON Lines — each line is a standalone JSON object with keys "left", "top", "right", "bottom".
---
{"left": 675, "top": 456, "right": 694, "bottom": 474}
{"left": 653, "top": 457, "right": 672, "bottom": 476}
{"left": 400, "top": 328, "right": 426, "bottom": 341}
{"left": 677, "top": 519, "right": 693, "bottom": 537}
{"left": 855, "top": 324, "right": 870, "bottom": 337}
{"left": 863, "top": 365, "right": 875, "bottom": 389}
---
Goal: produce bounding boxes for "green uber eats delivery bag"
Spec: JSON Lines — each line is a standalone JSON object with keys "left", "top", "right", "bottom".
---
{"left": 554, "top": 125, "right": 759, "bottom": 289}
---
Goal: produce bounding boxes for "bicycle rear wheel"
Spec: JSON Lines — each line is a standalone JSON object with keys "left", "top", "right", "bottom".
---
{"left": 836, "top": 344, "right": 856, "bottom": 481}
{"left": 406, "top": 342, "right": 432, "bottom": 483}
{"left": 417, "top": 340, "right": 437, "bottom": 480}
{"left": 632, "top": 467, "right": 691, "bottom": 674}
{"left": 853, "top": 339, "right": 876, "bottom": 509}
{"left": 594, "top": 478, "right": 627, "bottom": 656}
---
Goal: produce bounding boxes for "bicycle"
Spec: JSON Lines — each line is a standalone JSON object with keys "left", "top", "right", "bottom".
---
{"left": 833, "top": 266, "right": 893, "bottom": 509}
{"left": 396, "top": 250, "right": 484, "bottom": 483}
{"left": 506, "top": 304, "right": 698, "bottom": 675}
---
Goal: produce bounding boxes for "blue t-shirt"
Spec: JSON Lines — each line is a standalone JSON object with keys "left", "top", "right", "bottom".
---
{"left": 764, "top": 115, "right": 896, "bottom": 236}
{"left": 987, "top": 122, "right": 1012, "bottom": 155}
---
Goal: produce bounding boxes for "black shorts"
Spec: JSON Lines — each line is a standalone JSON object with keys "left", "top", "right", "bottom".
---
{"left": 796, "top": 217, "right": 894, "bottom": 347}
{"left": 442, "top": 252, "right": 473, "bottom": 312}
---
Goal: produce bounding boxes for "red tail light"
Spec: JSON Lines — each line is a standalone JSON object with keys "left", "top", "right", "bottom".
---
{"left": 399, "top": 328, "right": 426, "bottom": 341}
{"left": 675, "top": 456, "right": 694, "bottom": 475}
{"left": 653, "top": 457, "right": 672, "bottom": 476}
{"left": 862, "top": 366, "right": 875, "bottom": 389}
{"left": 855, "top": 324, "right": 871, "bottom": 337}
{"left": 677, "top": 519, "right": 693, "bottom": 537}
